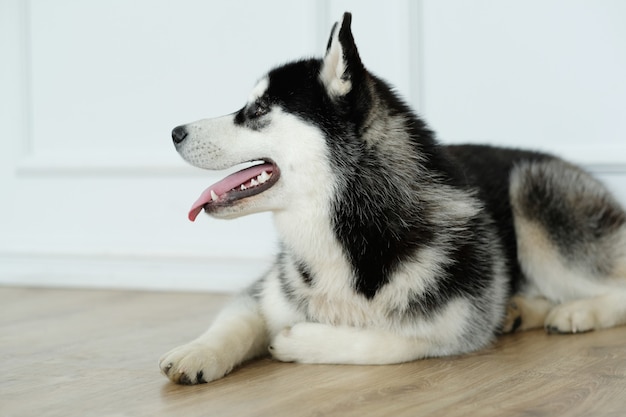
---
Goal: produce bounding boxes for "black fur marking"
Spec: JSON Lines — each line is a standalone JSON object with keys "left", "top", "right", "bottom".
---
{"left": 331, "top": 168, "right": 436, "bottom": 299}
{"left": 516, "top": 162, "right": 626, "bottom": 242}
{"left": 325, "top": 22, "right": 338, "bottom": 53}
{"left": 446, "top": 145, "right": 553, "bottom": 295}
{"left": 336, "top": 13, "right": 366, "bottom": 86}
{"left": 234, "top": 98, "right": 272, "bottom": 130}
{"left": 276, "top": 250, "right": 309, "bottom": 313}
{"left": 324, "top": 85, "right": 471, "bottom": 299}
{"left": 401, "top": 218, "right": 497, "bottom": 320}
{"left": 513, "top": 160, "right": 626, "bottom": 274}
{"left": 196, "top": 371, "right": 207, "bottom": 384}
{"left": 295, "top": 260, "right": 314, "bottom": 286}
{"left": 245, "top": 275, "right": 266, "bottom": 301}
{"left": 178, "top": 373, "right": 192, "bottom": 385}
{"left": 444, "top": 228, "right": 496, "bottom": 299}
{"left": 326, "top": 112, "right": 439, "bottom": 298}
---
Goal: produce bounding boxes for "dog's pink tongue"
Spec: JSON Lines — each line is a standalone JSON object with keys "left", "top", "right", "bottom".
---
{"left": 188, "top": 163, "right": 273, "bottom": 221}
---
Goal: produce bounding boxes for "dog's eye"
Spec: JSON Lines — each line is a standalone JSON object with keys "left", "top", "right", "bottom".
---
{"left": 253, "top": 99, "right": 269, "bottom": 118}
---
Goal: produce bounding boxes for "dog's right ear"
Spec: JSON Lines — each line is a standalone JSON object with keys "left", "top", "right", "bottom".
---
{"left": 320, "top": 12, "right": 365, "bottom": 98}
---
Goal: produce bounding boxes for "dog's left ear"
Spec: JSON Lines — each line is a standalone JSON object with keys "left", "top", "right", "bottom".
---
{"left": 320, "top": 12, "right": 365, "bottom": 98}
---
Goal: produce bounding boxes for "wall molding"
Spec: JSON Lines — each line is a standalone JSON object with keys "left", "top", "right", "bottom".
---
{"left": 0, "top": 252, "right": 272, "bottom": 293}
{"left": 16, "top": 147, "right": 626, "bottom": 177}
{"left": 15, "top": 150, "right": 207, "bottom": 177}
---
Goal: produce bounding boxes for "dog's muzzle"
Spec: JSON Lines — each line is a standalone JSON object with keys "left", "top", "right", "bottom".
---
{"left": 172, "top": 125, "right": 188, "bottom": 145}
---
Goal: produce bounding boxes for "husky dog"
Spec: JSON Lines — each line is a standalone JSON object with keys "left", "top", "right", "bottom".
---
{"left": 160, "top": 13, "right": 626, "bottom": 385}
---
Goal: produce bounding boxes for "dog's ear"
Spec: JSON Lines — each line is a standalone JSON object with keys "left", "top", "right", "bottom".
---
{"left": 320, "top": 12, "right": 365, "bottom": 98}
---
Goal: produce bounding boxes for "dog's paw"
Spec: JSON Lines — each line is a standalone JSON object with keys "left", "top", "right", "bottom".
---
{"left": 544, "top": 301, "right": 597, "bottom": 334}
{"left": 159, "top": 342, "right": 233, "bottom": 385}
{"left": 269, "top": 323, "right": 330, "bottom": 363}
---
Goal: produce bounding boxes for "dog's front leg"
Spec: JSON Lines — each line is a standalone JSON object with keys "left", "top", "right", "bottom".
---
{"left": 159, "top": 293, "right": 269, "bottom": 384}
{"left": 269, "top": 322, "right": 435, "bottom": 365}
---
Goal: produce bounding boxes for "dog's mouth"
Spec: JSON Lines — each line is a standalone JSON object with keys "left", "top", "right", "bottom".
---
{"left": 188, "top": 160, "right": 280, "bottom": 221}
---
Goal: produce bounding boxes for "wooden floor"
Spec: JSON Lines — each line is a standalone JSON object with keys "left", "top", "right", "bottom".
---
{"left": 2, "top": 287, "right": 625, "bottom": 417}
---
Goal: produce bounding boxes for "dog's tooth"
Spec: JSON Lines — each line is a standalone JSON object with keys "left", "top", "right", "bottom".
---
{"left": 210, "top": 190, "right": 219, "bottom": 202}
{"left": 258, "top": 171, "right": 270, "bottom": 184}
{"left": 250, "top": 179, "right": 259, "bottom": 187}
{"left": 241, "top": 184, "right": 247, "bottom": 191}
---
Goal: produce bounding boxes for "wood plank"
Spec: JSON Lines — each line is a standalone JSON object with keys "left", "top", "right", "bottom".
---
{"left": 1, "top": 287, "right": 625, "bottom": 416}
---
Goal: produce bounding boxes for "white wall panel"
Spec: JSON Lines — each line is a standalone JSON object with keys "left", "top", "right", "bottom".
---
{"left": 421, "top": 0, "right": 626, "bottom": 167}
{"left": 24, "top": 0, "right": 322, "bottom": 173}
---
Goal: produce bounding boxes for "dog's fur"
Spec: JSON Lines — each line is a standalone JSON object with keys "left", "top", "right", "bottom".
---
{"left": 160, "top": 13, "right": 626, "bottom": 385}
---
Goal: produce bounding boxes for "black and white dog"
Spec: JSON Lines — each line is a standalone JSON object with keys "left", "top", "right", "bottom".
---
{"left": 161, "top": 13, "right": 626, "bottom": 385}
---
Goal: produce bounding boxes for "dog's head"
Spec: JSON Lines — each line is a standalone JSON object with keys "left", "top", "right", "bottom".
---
{"left": 173, "top": 13, "right": 376, "bottom": 221}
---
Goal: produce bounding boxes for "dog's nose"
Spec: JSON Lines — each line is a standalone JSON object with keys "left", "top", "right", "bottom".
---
{"left": 172, "top": 125, "right": 188, "bottom": 144}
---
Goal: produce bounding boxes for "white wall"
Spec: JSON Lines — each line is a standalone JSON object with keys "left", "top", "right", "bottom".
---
{"left": 1, "top": 0, "right": 625, "bottom": 292}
